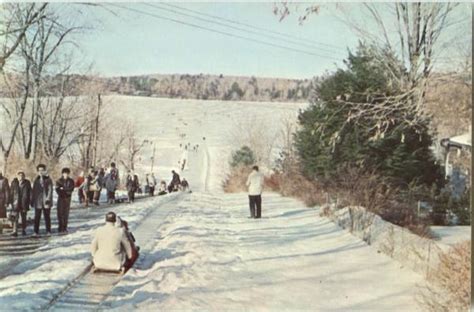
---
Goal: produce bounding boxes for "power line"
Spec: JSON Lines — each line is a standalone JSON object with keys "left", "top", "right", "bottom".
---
{"left": 108, "top": 3, "right": 341, "bottom": 61}
{"left": 162, "top": 2, "right": 346, "bottom": 51}
{"left": 144, "top": 3, "right": 345, "bottom": 56}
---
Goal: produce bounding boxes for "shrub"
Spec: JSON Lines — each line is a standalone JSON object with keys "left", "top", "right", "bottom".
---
{"left": 271, "top": 171, "right": 326, "bottom": 207}
{"left": 294, "top": 44, "right": 444, "bottom": 190}
{"left": 223, "top": 166, "right": 252, "bottom": 193}
{"left": 230, "top": 146, "right": 256, "bottom": 168}
{"left": 419, "top": 240, "right": 471, "bottom": 312}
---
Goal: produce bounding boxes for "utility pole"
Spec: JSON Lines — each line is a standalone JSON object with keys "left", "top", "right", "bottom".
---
{"left": 150, "top": 141, "right": 156, "bottom": 173}
{"left": 92, "top": 94, "right": 102, "bottom": 167}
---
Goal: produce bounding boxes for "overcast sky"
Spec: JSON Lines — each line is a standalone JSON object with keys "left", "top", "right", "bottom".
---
{"left": 68, "top": 2, "right": 471, "bottom": 79}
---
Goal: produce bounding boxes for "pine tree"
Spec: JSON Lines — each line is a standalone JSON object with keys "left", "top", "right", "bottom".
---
{"left": 295, "top": 44, "right": 444, "bottom": 189}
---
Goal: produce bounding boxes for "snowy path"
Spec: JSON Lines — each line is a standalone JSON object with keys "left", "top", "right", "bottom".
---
{"left": 101, "top": 192, "right": 424, "bottom": 311}
{"left": 0, "top": 97, "right": 426, "bottom": 310}
{"left": 49, "top": 194, "right": 185, "bottom": 311}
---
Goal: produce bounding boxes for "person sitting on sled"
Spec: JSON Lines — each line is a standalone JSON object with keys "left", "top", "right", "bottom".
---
{"left": 180, "top": 178, "right": 190, "bottom": 192}
{"left": 115, "top": 216, "right": 139, "bottom": 270}
{"left": 158, "top": 180, "right": 168, "bottom": 196}
{"left": 91, "top": 211, "right": 133, "bottom": 273}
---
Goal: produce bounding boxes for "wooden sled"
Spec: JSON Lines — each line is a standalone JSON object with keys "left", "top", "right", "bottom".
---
{"left": 91, "top": 266, "right": 126, "bottom": 275}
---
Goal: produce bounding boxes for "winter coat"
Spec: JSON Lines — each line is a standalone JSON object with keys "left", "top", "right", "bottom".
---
{"left": 91, "top": 222, "right": 133, "bottom": 271}
{"left": 10, "top": 178, "right": 31, "bottom": 212}
{"left": 0, "top": 176, "right": 10, "bottom": 207}
{"left": 31, "top": 175, "right": 54, "bottom": 209}
{"left": 126, "top": 174, "right": 139, "bottom": 192}
{"left": 246, "top": 170, "right": 264, "bottom": 196}
{"left": 146, "top": 176, "right": 156, "bottom": 187}
{"left": 171, "top": 172, "right": 181, "bottom": 186}
{"left": 89, "top": 176, "right": 101, "bottom": 192}
{"left": 75, "top": 176, "right": 85, "bottom": 188}
{"left": 55, "top": 177, "right": 75, "bottom": 199}
{"left": 105, "top": 168, "right": 120, "bottom": 192}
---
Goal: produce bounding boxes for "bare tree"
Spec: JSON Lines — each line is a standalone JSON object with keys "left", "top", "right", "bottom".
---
{"left": 120, "top": 122, "right": 148, "bottom": 171}
{"left": 277, "top": 113, "right": 299, "bottom": 173}
{"left": 275, "top": 3, "right": 466, "bottom": 133}
{"left": 228, "top": 116, "right": 279, "bottom": 168}
{"left": 0, "top": 3, "right": 48, "bottom": 71}
{"left": 37, "top": 74, "right": 89, "bottom": 164}
{"left": 77, "top": 92, "right": 105, "bottom": 169}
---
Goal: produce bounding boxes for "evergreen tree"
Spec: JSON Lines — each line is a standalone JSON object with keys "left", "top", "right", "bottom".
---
{"left": 295, "top": 44, "right": 444, "bottom": 188}
{"left": 230, "top": 146, "right": 256, "bottom": 168}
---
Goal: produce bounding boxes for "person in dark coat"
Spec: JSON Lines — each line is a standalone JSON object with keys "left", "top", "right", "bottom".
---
{"left": 31, "top": 164, "right": 54, "bottom": 236}
{"left": 104, "top": 162, "right": 120, "bottom": 204}
{"left": 10, "top": 171, "right": 31, "bottom": 236}
{"left": 180, "top": 178, "right": 190, "bottom": 192}
{"left": 55, "top": 168, "right": 75, "bottom": 233}
{"left": 168, "top": 170, "right": 181, "bottom": 193}
{"left": 0, "top": 171, "right": 10, "bottom": 219}
{"left": 125, "top": 171, "right": 139, "bottom": 203}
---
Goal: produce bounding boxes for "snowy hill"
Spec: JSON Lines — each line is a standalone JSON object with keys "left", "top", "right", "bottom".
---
{"left": 0, "top": 96, "right": 427, "bottom": 310}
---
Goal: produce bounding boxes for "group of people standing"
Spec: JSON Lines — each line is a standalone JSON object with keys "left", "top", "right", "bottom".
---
{"left": 75, "top": 162, "right": 120, "bottom": 207}
{"left": 0, "top": 164, "right": 74, "bottom": 237}
{"left": 0, "top": 160, "right": 192, "bottom": 237}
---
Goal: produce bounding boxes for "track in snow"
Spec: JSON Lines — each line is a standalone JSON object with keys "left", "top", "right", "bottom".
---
{"left": 45, "top": 142, "right": 210, "bottom": 311}
{"left": 46, "top": 194, "right": 184, "bottom": 311}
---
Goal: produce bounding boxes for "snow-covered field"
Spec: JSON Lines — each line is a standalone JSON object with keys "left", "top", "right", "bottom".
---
{"left": 431, "top": 226, "right": 471, "bottom": 246}
{"left": 103, "top": 96, "right": 309, "bottom": 191}
{"left": 0, "top": 96, "right": 434, "bottom": 310}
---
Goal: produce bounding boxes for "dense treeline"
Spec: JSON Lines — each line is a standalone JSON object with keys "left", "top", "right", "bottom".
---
{"left": 104, "top": 74, "right": 315, "bottom": 102}
{"left": 1, "top": 73, "right": 315, "bottom": 102}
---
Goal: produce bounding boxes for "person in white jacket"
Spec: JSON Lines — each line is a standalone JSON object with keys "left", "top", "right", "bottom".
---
{"left": 91, "top": 212, "right": 133, "bottom": 273}
{"left": 180, "top": 146, "right": 189, "bottom": 171}
{"left": 246, "top": 165, "right": 264, "bottom": 218}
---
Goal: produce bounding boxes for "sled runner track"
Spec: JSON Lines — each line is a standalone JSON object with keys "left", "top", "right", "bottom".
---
{"left": 44, "top": 193, "right": 185, "bottom": 311}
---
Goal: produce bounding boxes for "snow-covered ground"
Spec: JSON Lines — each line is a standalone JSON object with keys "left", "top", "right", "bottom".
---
{"left": 0, "top": 96, "right": 430, "bottom": 310}
{"left": 0, "top": 194, "right": 180, "bottom": 310}
{"left": 102, "top": 192, "right": 424, "bottom": 311}
{"left": 431, "top": 226, "right": 471, "bottom": 246}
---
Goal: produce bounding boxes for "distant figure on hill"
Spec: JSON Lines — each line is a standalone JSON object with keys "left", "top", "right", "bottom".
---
{"left": 168, "top": 170, "right": 181, "bottom": 193}
{"left": 180, "top": 178, "right": 190, "bottom": 192}
{"left": 158, "top": 180, "right": 167, "bottom": 196}
{"left": 146, "top": 173, "right": 157, "bottom": 196}
{"left": 104, "top": 162, "right": 120, "bottom": 204}
{"left": 126, "top": 171, "right": 139, "bottom": 203}
{"left": 180, "top": 146, "right": 189, "bottom": 171}
{"left": 246, "top": 165, "right": 264, "bottom": 219}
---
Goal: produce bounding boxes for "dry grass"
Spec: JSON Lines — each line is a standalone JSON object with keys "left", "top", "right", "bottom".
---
{"left": 418, "top": 240, "right": 471, "bottom": 312}
{"left": 223, "top": 166, "right": 325, "bottom": 207}
{"left": 222, "top": 166, "right": 253, "bottom": 193}
{"left": 271, "top": 172, "right": 326, "bottom": 207}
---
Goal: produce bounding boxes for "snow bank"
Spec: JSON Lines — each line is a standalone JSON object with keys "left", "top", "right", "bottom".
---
{"left": 326, "top": 205, "right": 454, "bottom": 277}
